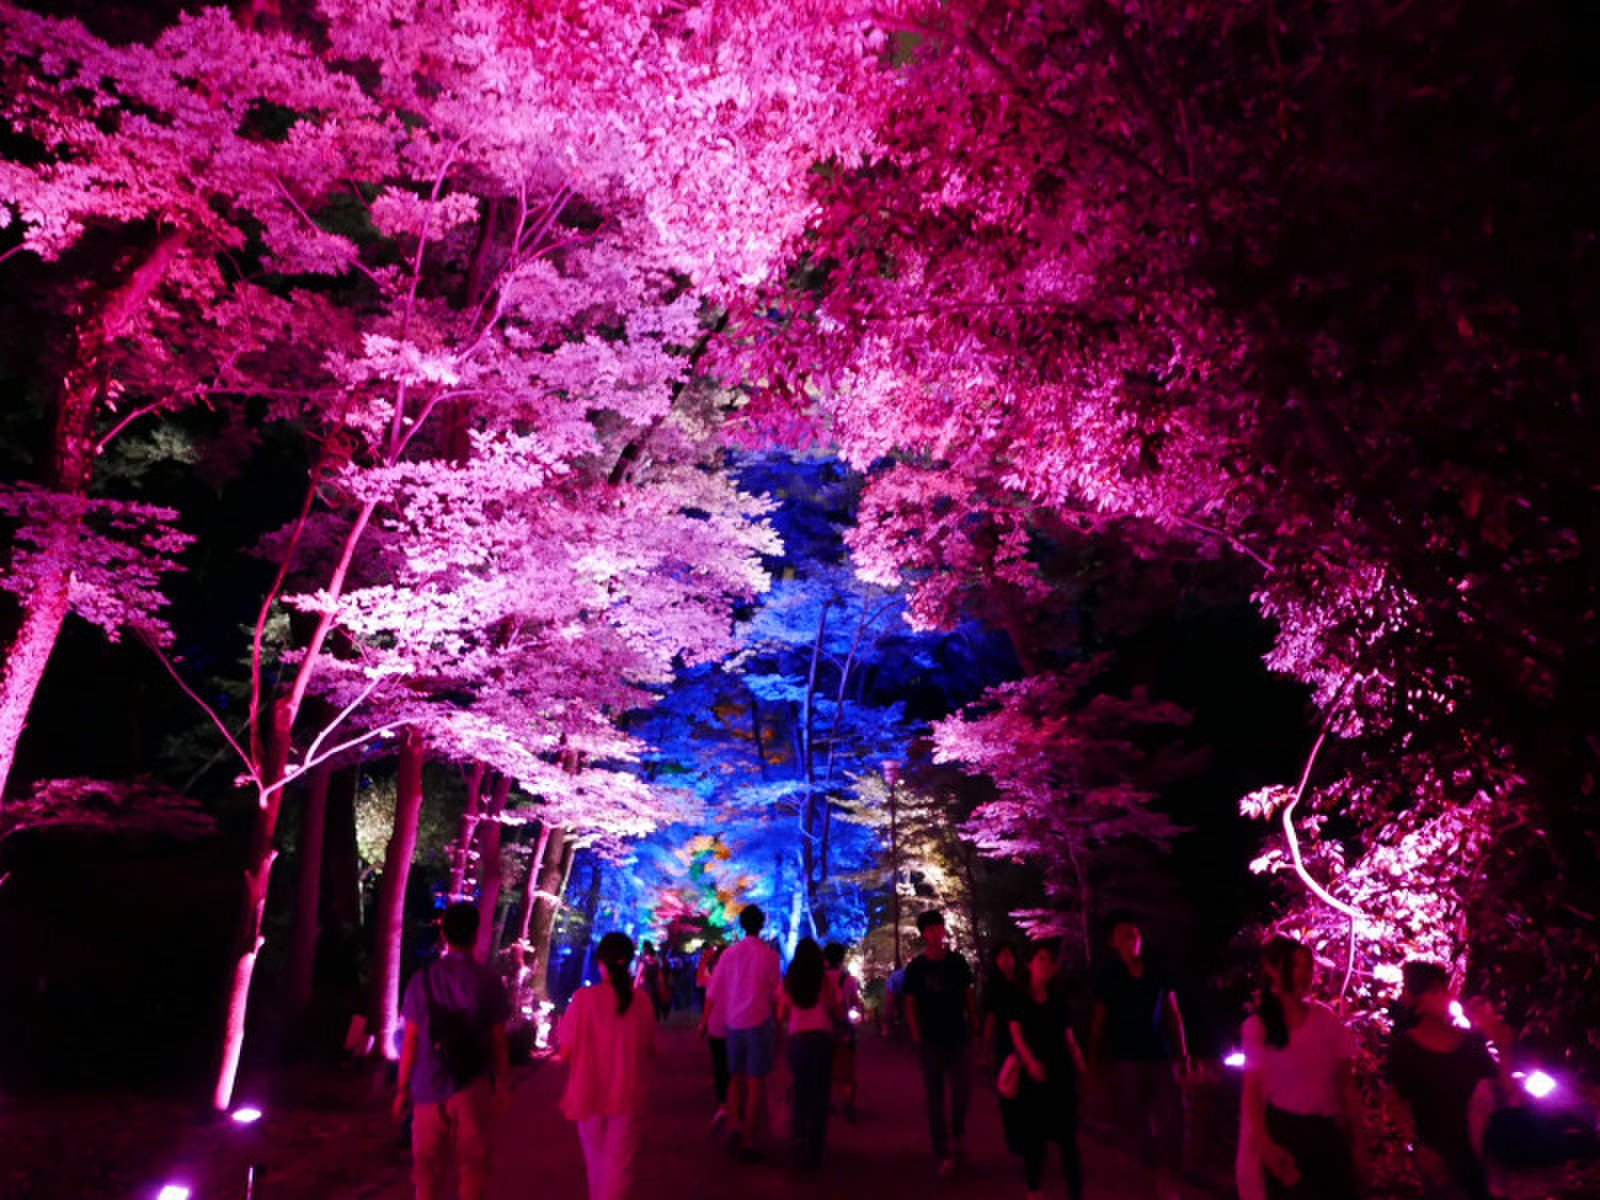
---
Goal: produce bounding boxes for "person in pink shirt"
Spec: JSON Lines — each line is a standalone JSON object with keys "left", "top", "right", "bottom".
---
{"left": 558, "top": 932, "right": 657, "bottom": 1200}
{"left": 701, "top": 904, "right": 782, "bottom": 1160}
{"left": 778, "top": 937, "right": 842, "bottom": 1167}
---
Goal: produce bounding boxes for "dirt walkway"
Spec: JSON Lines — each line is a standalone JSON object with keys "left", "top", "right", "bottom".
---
{"left": 470, "top": 1015, "right": 1227, "bottom": 1200}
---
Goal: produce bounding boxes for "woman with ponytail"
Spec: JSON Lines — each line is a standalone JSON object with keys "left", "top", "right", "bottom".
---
{"left": 778, "top": 936, "right": 841, "bottom": 1168}
{"left": 1240, "top": 935, "right": 1364, "bottom": 1200}
{"left": 559, "top": 931, "right": 657, "bottom": 1200}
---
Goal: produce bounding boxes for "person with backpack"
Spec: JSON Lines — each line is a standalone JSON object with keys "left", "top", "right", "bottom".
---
{"left": 559, "top": 931, "right": 658, "bottom": 1200}
{"left": 394, "top": 901, "right": 512, "bottom": 1200}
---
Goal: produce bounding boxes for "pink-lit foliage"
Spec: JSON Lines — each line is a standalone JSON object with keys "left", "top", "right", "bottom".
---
{"left": 1, "top": 0, "right": 895, "bottom": 1104}
{"left": 0, "top": 776, "right": 214, "bottom": 842}
{"left": 933, "top": 658, "right": 1193, "bottom": 956}
{"left": 0, "top": 1, "right": 381, "bottom": 804}
{"left": 732, "top": 0, "right": 1600, "bottom": 1046}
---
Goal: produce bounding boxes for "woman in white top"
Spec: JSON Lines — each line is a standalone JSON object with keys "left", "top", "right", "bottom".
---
{"left": 777, "top": 936, "right": 841, "bottom": 1167}
{"left": 1240, "top": 934, "right": 1364, "bottom": 1200}
{"left": 559, "top": 932, "right": 657, "bottom": 1200}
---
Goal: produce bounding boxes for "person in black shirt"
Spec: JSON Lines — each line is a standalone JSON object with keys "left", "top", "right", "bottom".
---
{"left": 984, "top": 940, "right": 1027, "bottom": 1159}
{"left": 983, "top": 940, "right": 1026, "bottom": 1064}
{"left": 904, "top": 909, "right": 978, "bottom": 1177}
{"left": 1089, "top": 913, "right": 1189, "bottom": 1200}
{"left": 1009, "top": 941, "right": 1087, "bottom": 1200}
{"left": 1384, "top": 960, "right": 1499, "bottom": 1200}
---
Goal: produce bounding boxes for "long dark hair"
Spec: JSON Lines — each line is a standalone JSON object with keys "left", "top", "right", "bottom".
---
{"left": 987, "top": 938, "right": 1022, "bottom": 989}
{"left": 597, "top": 931, "right": 636, "bottom": 1015}
{"left": 1256, "top": 934, "right": 1304, "bottom": 1049}
{"left": 785, "top": 937, "right": 826, "bottom": 1009}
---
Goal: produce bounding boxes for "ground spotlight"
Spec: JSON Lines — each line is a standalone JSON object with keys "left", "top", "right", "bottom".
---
{"left": 1523, "top": 1070, "right": 1559, "bottom": 1100}
{"left": 231, "top": 1106, "right": 264, "bottom": 1125}
{"left": 156, "top": 1185, "right": 192, "bottom": 1200}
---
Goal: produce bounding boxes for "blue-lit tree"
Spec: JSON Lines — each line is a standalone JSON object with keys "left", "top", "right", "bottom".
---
{"left": 610, "top": 453, "right": 1014, "bottom": 957}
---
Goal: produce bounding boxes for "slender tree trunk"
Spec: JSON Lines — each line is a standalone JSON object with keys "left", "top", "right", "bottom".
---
{"left": 750, "top": 700, "right": 769, "bottom": 775}
{"left": 322, "top": 764, "right": 360, "bottom": 936}
{"left": 474, "top": 774, "right": 512, "bottom": 960}
{"left": 0, "top": 229, "right": 185, "bottom": 807}
{"left": 960, "top": 840, "right": 985, "bottom": 974}
{"left": 798, "top": 601, "right": 829, "bottom": 934}
{"left": 786, "top": 881, "right": 805, "bottom": 961}
{"left": 284, "top": 760, "right": 331, "bottom": 1015}
{"left": 577, "top": 855, "right": 601, "bottom": 942}
{"left": 515, "top": 821, "right": 554, "bottom": 947}
{"left": 448, "top": 762, "right": 488, "bottom": 900}
{"left": 887, "top": 770, "right": 902, "bottom": 969}
{"left": 525, "top": 827, "right": 569, "bottom": 1000}
{"left": 212, "top": 694, "right": 293, "bottom": 1111}
{"left": 368, "top": 728, "right": 426, "bottom": 1061}
{"left": 551, "top": 839, "right": 579, "bottom": 990}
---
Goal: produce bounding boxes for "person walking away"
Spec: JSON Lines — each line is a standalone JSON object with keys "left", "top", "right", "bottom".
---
{"left": 1239, "top": 935, "right": 1364, "bottom": 1200}
{"left": 1385, "top": 961, "right": 1502, "bottom": 1200}
{"left": 393, "top": 901, "right": 512, "bottom": 1200}
{"left": 703, "top": 903, "right": 782, "bottom": 1161}
{"left": 984, "top": 940, "right": 1028, "bottom": 1159}
{"left": 695, "top": 944, "right": 731, "bottom": 1125}
{"left": 823, "top": 942, "right": 863, "bottom": 1120}
{"left": 558, "top": 932, "right": 657, "bottom": 1200}
{"left": 635, "top": 941, "right": 670, "bottom": 1021}
{"left": 779, "top": 937, "right": 841, "bottom": 1167}
{"left": 1008, "top": 941, "right": 1088, "bottom": 1200}
{"left": 904, "top": 909, "right": 978, "bottom": 1177}
{"left": 1089, "top": 913, "right": 1190, "bottom": 1200}
{"left": 884, "top": 963, "right": 907, "bottom": 1038}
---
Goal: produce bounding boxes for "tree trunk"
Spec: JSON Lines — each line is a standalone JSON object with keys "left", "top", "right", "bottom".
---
{"left": 321, "top": 763, "right": 361, "bottom": 937}
{"left": 448, "top": 762, "right": 488, "bottom": 900}
{"left": 553, "top": 844, "right": 579, "bottom": 997}
{"left": 0, "top": 229, "right": 186, "bottom": 807}
{"left": 797, "top": 601, "right": 830, "bottom": 940}
{"left": 284, "top": 759, "right": 331, "bottom": 1015}
{"left": 368, "top": 727, "right": 426, "bottom": 1062}
{"left": 474, "top": 774, "right": 512, "bottom": 961}
{"left": 212, "top": 694, "right": 293, "bottom": 1111}
{"left": 887, "top": 769, "right": 902, "bottom": 969}
{"left": 960, "top": 840, "right": 986, "bottom": 974}
{"left": 515, "top": 821, "right": 554, "bottom": 948}
{"left": 524, "top": 828, "right": 570, "bottom": 1000}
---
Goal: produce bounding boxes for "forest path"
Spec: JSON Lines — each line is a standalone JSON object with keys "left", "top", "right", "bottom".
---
{"left": 467, "top": 1013, "right": 1228, "bottom": 1200}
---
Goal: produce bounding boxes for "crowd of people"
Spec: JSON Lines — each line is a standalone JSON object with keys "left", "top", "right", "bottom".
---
{"left": 389, "top": 900, "right": 1541, "bottom": 1200}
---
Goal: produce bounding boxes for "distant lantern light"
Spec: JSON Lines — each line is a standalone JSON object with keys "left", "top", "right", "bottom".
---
{"left": 231, "top": 1106, "right": 264, "bottom": 1125}
{"left": 1524, "top": 1070, "right": 1559, "bottom": 1100}
{"left": 157, "top": 1185, "right": 193, "bottom": 1200}
{"left": 535, "top": 1000, "right": 556, "bottom": 1050}
{"left": 1224, "top": 1051, "right": 1247, "bottom": 1069}
{"left": 848, "top": 1009, "right": 862, "bottom": 1025}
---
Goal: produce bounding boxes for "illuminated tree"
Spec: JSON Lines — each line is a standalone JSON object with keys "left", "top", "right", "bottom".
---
{"left": 736, "top": 0, "right": 1600, "bottom": 1041}
{"left": 0, "top": 1, "right": 382, "bottom": 805}
{"left": 2, "top": 0, "right": 899, "bottom": 1105}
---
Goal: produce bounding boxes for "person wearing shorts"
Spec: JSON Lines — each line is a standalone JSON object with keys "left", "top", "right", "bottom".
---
{"left": 394, "top": 902, "right": 511, "bottom": 1200}
{"left": 703, "top": 904, "right": 781, "bottom": 1160}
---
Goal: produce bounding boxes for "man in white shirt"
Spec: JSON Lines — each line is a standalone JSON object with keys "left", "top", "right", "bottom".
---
{"left": 701, "top": 904, "right": 781, "bottom": 1160}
